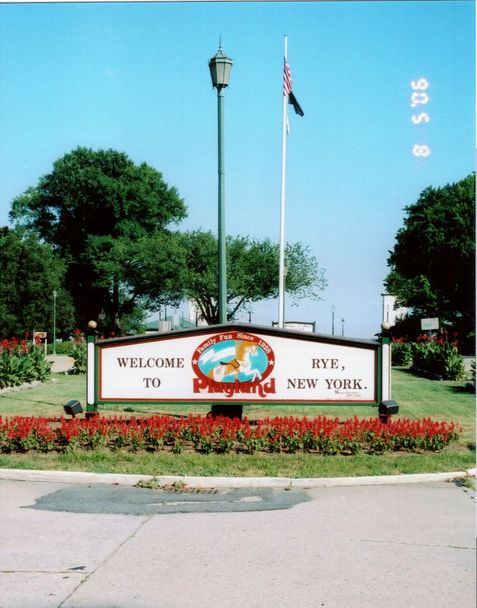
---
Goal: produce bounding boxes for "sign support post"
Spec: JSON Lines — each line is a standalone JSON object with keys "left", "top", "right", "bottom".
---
{"left": 85, "top": 321, "right": 98, "bottom": 418}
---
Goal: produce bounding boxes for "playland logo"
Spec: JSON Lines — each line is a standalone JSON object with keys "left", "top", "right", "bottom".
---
{"left": 192, "top": 331, "right": 276, "bottom": 399}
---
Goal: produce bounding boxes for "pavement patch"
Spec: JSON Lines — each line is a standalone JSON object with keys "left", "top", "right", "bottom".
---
{"left": 25, "top": 484, "right": 311, "bottom": 515}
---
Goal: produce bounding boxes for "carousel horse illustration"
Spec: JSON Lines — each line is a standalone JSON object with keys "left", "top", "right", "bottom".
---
{"left": 208, "top": 340, "right": 262, "bottom": 383}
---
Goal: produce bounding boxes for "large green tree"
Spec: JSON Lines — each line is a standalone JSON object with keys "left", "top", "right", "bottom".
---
{"left": 10, "top": 147, "right": 187, "bottom": 333}
{"left": 384, "top": 174, "right": 475, "bottom": 341}
{"left": 0, "top": 227, "right": 74, "bottom": 337}
{"left": 85, "top": 231, "right": 188, "bottom": 321}
{"left": 180, "top": 231, "right": 326, "bottom": 325}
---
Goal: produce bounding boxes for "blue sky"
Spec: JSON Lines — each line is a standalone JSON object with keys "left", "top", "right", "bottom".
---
{"left": 0, "top": 1, "right": 474, "bottom": 338}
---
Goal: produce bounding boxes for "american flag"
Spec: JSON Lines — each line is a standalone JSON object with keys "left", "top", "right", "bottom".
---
{"left": 283, "top": 61, "right": 293, "bottom": 96}
{"left": 283, "top": 60, "right": 304, "bottom": 116}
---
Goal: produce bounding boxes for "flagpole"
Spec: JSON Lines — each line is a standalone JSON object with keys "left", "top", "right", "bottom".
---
{"left": 278, "top": 34, "right": 288, "bottom": 329}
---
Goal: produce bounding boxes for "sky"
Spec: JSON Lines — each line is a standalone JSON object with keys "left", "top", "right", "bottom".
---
{"left": 0, "top": 1, "right": 474, "bottom": 339}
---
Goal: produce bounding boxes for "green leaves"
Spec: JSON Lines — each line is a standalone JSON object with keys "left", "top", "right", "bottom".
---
{"left": 0, "top": 228, "right": 74, "bottom": 337}
{"left": 179, "top": 232, "right": 326, "bottom": 324}
{"left": 0, "top": 341, "right": 52, "bottom": 389}
{"left": 385, "top": 174, "right": 475, "bottom": 338}
{"left": 411, "top": 340, "right": 465, "bottom": 381}
{"left": 7, "top": 146, "right": 326, "bottom": 334}
{"left": 9, "top": 147, "right": 187, "bottom": 333}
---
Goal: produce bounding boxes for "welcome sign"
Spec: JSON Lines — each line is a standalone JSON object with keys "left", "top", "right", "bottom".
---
{"left": 87, "top": 323, "right": 389, "bottom": 411}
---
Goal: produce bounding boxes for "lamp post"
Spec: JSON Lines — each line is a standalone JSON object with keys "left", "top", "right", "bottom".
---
{"left": 52, "top": 289, "right": 57, "bottom": 355}
{"left": 331, "top": 305, "right": 336, "bottom": 336}
{"left": 209, "top": 44, "right": 233, "bottom": 324}
{"left": 341, "top": 317, "right": 345, "bottom": 337}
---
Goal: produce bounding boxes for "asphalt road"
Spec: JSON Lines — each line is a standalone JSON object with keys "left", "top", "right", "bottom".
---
{"left": 0, "top": 477, "right": 475, "bottom": 608}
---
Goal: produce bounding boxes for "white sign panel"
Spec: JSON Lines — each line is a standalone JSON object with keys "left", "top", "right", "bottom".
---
{"left": 421, "top": 318, "right": 439, "bottom": 331}
{"left": 97, "top": 329, "right": 377, "bottom": 404}
{"left": 272, "top": 321, "right": 315, "bottom": 333}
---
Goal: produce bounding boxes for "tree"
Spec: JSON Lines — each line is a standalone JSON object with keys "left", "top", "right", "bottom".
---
{"left": 384, "top": 174, "right": 475, "bottom": 344}
{"left": 180, "top": 231, "right": 326, "bottom": 325}
{"left": 0, "top": 227, "right": 74, "bottom": 337}
{"left": 10, "top": 147, "right": 187, "bottom": 333}
{"left": 85, "top": 230, "right": 188, "bottom": 325}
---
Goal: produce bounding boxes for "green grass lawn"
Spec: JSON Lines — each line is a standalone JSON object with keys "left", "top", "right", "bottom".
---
{"left": 0, "top": 368, "right": 475, "bottom": 478}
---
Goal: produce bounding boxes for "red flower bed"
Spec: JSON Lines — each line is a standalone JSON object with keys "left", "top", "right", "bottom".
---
{"left": 0, "top": 414, "right": 460, "bottom": 455}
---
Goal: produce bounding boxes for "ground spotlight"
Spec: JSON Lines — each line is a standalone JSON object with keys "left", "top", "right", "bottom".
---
{"left": 63, "top": 399, "right": 83, "bottom": 418}
{"left": 378, "top": 400, "right": 399, "bottom": 424}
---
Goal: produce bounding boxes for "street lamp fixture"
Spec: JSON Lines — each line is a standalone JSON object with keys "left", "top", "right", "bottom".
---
{"left": 209, "top": 44, "right": 233, "bottom": 324}
{"left": 209, "top": 45, "right": 233, "bottom": 89}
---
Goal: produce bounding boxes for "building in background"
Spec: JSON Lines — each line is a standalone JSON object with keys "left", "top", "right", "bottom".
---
{"left": 381, "top": 294, "right": 408, "bottom": 327}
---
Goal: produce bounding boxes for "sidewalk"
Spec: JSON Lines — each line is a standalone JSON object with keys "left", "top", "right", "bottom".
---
{"left": 45, "top": 354, "right": 74, "bottom": 373}
{"left": 0, "top": 475, "right": 475, "bottom": 608}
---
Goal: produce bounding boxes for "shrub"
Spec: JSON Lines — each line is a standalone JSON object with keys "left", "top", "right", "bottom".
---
{"left": 392, "top": 342, "right": 413, "bottom": 367}
{"left": 411, "top": 339, "right": 465, "bottom": 380}
{"left": 0, "top": 338, "right": 52, "bottom": 389}
{"left": 70, "top": 330, "right": 87, "bottom": 374}
{"left": 27, "top": 346, "right": 53, "bottom": 382}
{"left": 71, "top": 342, "right": 87, "bottom": 374}
{"left": 47, "top": 341, "right": 75, "bottom": 355}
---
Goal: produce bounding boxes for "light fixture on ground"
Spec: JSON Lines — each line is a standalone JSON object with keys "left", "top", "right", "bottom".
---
{"left": 209, "top": 44, "right": 233, "bottom": 325}
{"left": 63, "top": 399, "right": 83, "bottom": 418}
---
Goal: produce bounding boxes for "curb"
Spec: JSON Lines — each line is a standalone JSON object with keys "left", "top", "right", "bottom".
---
{"left": 0, "top": 467, "right": 475, "bottom": 488}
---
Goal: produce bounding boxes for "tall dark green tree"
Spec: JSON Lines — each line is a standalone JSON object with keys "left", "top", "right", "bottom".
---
{"left": 180, "top": 231, "right": 326, "bottom": 325}
{"left": 10, "top": 147, "right": 187, "bottom": 333}
{"left": 0, "top": 227, "right": 74, "bottom": 337}
{"left": 384, "top": 174, "right": 475, "bottom": 343}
